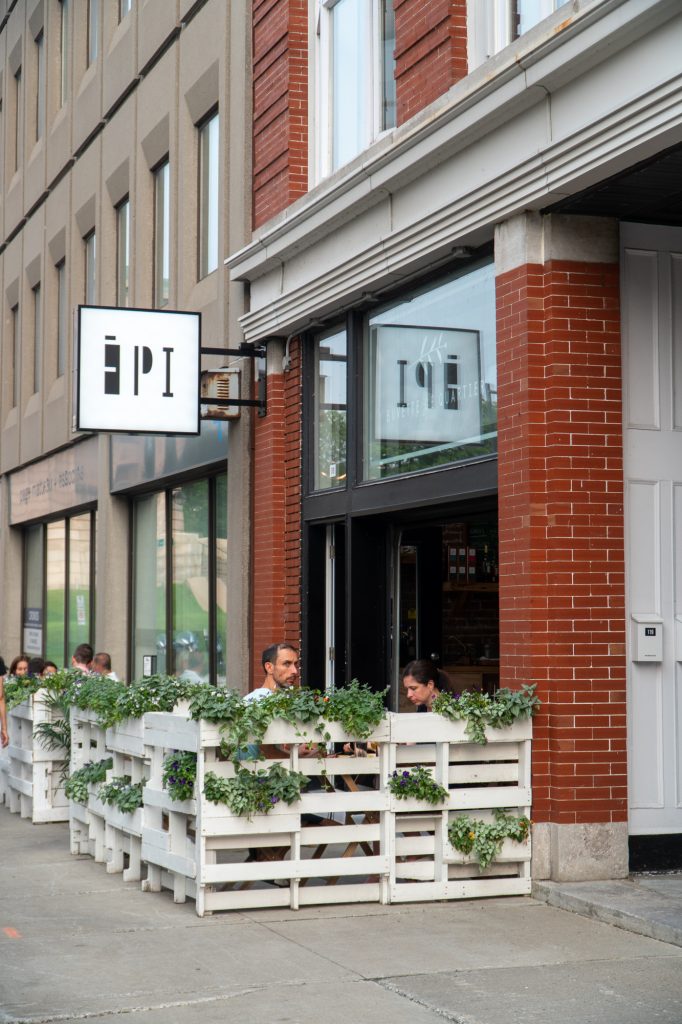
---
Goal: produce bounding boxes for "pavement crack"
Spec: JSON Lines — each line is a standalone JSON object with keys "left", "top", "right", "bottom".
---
{"left": 375, "top": 978, "right": 473, "bottom": 1022}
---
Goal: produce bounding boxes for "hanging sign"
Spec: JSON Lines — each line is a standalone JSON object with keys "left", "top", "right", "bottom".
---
{"left": 76, "top": 305, "right": 201, "bottom": 435}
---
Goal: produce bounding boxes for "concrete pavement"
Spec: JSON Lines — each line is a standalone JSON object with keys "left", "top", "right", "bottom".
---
{"left": 2, "top": 806, "right": 682, "bottom": 1024}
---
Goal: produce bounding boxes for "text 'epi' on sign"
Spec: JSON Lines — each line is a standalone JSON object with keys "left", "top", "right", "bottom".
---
{"left": 104, "top": 335, "right": 174, "bottom": 397}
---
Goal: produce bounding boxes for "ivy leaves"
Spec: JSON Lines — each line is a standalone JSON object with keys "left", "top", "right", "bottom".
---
{"left": 65, "top": 757, "right": 113, "bottom": 805}
{"left": 432, "top": 684, "right": 539, "bottom": 744}
{"left": 203, "top": 764, "right": 309, "bottom": 819}
{"left": 98, "top": 776, "right": 145, "bottom": 814}
{"left": 448, "top": 809, "right": 530, "bottom": 870}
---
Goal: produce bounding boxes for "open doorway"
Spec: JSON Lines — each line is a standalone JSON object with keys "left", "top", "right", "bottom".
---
{"left": 395, "top": 513, "right": 499, "bottom": 712}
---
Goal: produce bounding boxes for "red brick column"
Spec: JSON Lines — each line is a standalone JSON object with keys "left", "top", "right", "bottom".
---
{"left": 253, "top": 0, "right": 308, "bottom": 228}
{"left": 251, "top": 339, "right": 302, "bottom": 687}
{"left": 496, "top": 215, "right": 627, "bottom": 874}
{"left": 394, "top": 0, "right": 467, "bottom": 125}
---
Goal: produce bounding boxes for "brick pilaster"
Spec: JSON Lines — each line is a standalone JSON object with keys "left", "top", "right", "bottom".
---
{"left": 496, "top": 222, "right": 626, "bottom": 828}
{"left": 251, "top": 339, "right": 302, "bottom": 687}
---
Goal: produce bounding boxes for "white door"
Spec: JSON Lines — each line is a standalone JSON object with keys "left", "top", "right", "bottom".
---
{"left": 622, "top": 223, "right": 682, "bottom": 835}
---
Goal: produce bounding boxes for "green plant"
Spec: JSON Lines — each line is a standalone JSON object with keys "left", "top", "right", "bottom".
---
{"left": 447, "top": 809, "right": 531, "bottom": 870}
{"left": 162, "top": 751, "right": 197, "bottom": 801}
{"left": 3, "top": 674, "right": 43, "bottom": 711}
{"left": 115, "top": 675, "right": 205, "bottom": 721}
{"left": 203, "top": 763, "right": 309, "bottom": 819}
{"left": 432, "top": 684, "right": 540, "bottom": 744}
{"left": 98, "top": 775, "right": 145, "bottom": 814}
{"left": 387, "top": 765, "right": 448, "bottom": 805}
{"left": 65, "top": 757, "right": 113, "bottom": 804}
{"left": 33, "top": 690, "right": 71, "bottom": 753}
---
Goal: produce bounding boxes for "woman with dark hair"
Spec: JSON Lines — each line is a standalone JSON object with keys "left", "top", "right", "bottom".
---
{"left": 27, "top": 657, "right": 46, "bottom": 677}
{"left": 402, "top": 658, "right": 450, "bottom": 712}
{"left": 9, "top": 655, "right": 30, "bottom": 678}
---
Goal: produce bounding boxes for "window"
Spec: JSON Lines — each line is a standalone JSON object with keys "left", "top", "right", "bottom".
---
{"left": 12, "top": 305, "right": 20, "bottom": 408}
{"left": 60, "top": 0, "right": 69, "bottom": 106}
{"left": 33, "top": 284, "right": 42, "bottom": 394}
{"left": 84, "top": 232, "right": 96, "bottom": 304}
{"left": 131, "top": 473, "right": 227, "bottom": 682}
{"left": 56, "top": 260, "right": 67, "bottom": 377}
{"left": 39, "top": 512, "right": 95, "bottom": 667}
{"left": 88, "top": 0, "right": 99, "bottom": 66}
{"left": 14, "top": 67, "right": 22, "bottom": 172}
{"left": 35, "top": 32, "right": 45, "bottom": 142}
{"left": 468, "top": 0, "right": 570, "bottom": 68}
{"left": 314, "top": 0, "right": 396, "bottom": 179}
{"left": 154, "top": 160, "right": 170, "bottom": 307}
{"left": 198, "top": 112, "right": 219, "bottom": 278}
{"left": 119, "top": 0, "right": 132, "bottom": 19}
{"left": 313, "top": 326, "right": 347, "bottom": 490}
{"left": 116, "top": 199, "right": 130, "bottom": 306}
{"left": 363, "top": 263, "right": 497, "bottom": 480}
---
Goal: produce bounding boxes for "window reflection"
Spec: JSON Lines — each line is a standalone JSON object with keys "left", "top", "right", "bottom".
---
{"left": 172, "top": 480, "right": 210, "bottom": 682}
{"left": 314, "top": 328, "right": 347, "bottom": 490}
{"left": 133, "top": 493, "right": 167, "bottom": 678}
{"left": 68, "top": 514, "right": 91, "bottom": 653}
{"left": 46, "top": 521, "right": 66, "bottom": 667}
{"left": 363, "top": 262, "right": 497, "bottom": 480}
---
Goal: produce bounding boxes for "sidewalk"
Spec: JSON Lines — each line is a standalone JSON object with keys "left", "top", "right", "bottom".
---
{"left": 534, "top": 873, "right": 682, "bottom": 948}
{"left": 1, "top": 806, "right": 681, "bottom": 1024}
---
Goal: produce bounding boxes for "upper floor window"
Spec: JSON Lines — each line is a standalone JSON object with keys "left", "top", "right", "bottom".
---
{"left": 154, "top": 160, "right": 170, "bottom": 307}
{"left": 57, "top": 260, "right": 67, "bottom": 377}
{"left": 116, "top": 199, "right": 130, "bottom": 306}
{"left": 12, "top": 305, "right": 21, "bottom": 408}
{"left": 88, "top": 0, "right": 99, "bottom": 66}
{"left": 60, "top": 0, "right": 69, "bottom": 106}
{"left": 14, "top": 66, "right": 23, "bottom": 172}
{"left": 33, "top": 283, "right": 42, "bottom": 394}
{"left": 468, "top": 0, "right": 570, "bottom": 69}
{"left": 35, "top": 31, "right": 45, "bottom": 142}
{"left": 84, "top": 231, "right": 96, "bottom": 305}
{"left": 314, "top": 0, "right": 396, "bottom": 181}
{"left": 199, "top": 112, "right": 219, "bottom": 278}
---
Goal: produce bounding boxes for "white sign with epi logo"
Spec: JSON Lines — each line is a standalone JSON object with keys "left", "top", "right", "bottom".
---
{"left": 77, "top": 306, "right": 201, "bottom": 435}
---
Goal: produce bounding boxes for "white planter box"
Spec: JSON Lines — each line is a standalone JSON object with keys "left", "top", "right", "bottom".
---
{"left": 6, "top": 692, "right": 69, "bottom": 823}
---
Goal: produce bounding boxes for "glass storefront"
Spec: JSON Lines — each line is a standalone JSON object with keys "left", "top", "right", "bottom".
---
{"left": 304, "top": 257, "right": 498, "bottom": 701}
{"left": 22, "top": 511, "right": 95, "bottom": 668}
{"left": 131, "top": 472, "right": 227, "bottom": 683}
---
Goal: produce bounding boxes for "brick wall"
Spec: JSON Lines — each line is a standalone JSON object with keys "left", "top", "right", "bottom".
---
{"left": 251, "top": 339, "right": 303, "bottom": 687}
{"left": 496, "top": 259, "right": 627, "bottom": 826}
{"left": 394, "top": 0, "right": 468, "bottom": 125}
{"left": 253, "top": 0, "right": 308, "bottom": 228}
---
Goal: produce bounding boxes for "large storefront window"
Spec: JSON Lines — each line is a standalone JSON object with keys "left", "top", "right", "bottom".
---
{"left": 363, "top": 263, "right": 497, "bottom": 480}
{"left": 21, "top": 512, "right": 95, "bottom": 668}
{"left": 132, "top": 472, "right": 226, "bottom": 683}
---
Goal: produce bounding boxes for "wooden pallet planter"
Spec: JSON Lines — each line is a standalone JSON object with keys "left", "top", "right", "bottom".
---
{"left": 61, "top": 704, "right": 533, "bottom": 915}
{"left": 102, "top": 720, "right": 151, "bottom": 881}
{"left": 5, "top": 693, "right": 69, "bottom": 823}
{"left": 388, "top": 715, "right": 532, "bottom": 903}
{"left": 69, "top": 709, "right": 109, "bottom": 859}
{"left": 141, "top": 714, "right": 391, "bottom": 914}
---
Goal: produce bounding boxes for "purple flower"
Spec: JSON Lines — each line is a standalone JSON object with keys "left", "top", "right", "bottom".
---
{"left": 402, "top": 771, "right": 410, "bottom": 778}
{"left": 400, "top": 779, "right": 406, "bottom": 786}
{"left": 270, "top": 795, "right": 279, "bottom": 804}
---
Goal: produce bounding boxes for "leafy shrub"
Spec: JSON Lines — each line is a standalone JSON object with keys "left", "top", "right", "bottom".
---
{"left": 387, "top": 765, "right": 448, "bottom": 805}
{"left": 65, "top": 757, "right": 113, "bottom": 804}
{"left": 432, "top": 684, "right": 540, "bottom": 744}
{"left": 448, "top": 809, "right": 531, "bottom": 870}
